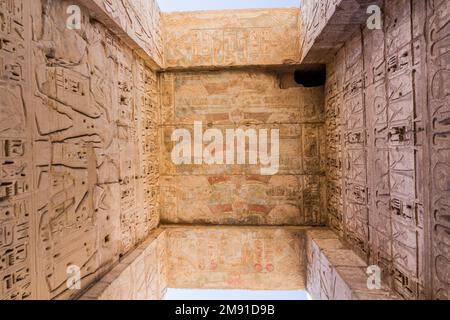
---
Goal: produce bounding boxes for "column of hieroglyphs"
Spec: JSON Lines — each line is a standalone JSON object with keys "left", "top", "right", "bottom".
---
{"left": 322, "top": 0, "right": 438, "bottom": 299}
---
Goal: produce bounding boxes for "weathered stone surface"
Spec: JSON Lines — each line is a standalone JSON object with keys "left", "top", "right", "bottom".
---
{"left": 0, "top": 0, "right": 34, "bottom": 300}
{"left": 160, "top": 69, "right": 326, "bottom": 226}
{"left": 1, "top": 0, "right": 448, "bottom": 301}
{"left": 83, "top": 226, "right": 308, "bottom": 296}
{"left": 299, "top": 0, "right": 342, "bottom": 62}
{"left": 165, "top": 226, "right": 307, "bottom": 290}
{"left": 81, "top": 229, "right": 167, "bottom": 300}
{"left": 0, "top": 0, "right": 161, "bottom": 300}
{"left": 163, "top": 9, "right": 301, "bottom": 69}
{"left": 427, "top": 0, "right": 450, "bottom": 300}
{"left": 160, "top": 71, "right": 324, "bottom": 125}
{"left": 77, "top": 0, "right": 163, "bottom": 68}
{"left": 322, "top": 0, "right": 446, "bottom": 300}
{"left": 306, "top": 229, "right": 399, "bottom": 300}
{"left": 161, "top": 124, "right": 325, "bottom": 176}
{"left": 160, "top": 175, "right": 326, "bottom": 226}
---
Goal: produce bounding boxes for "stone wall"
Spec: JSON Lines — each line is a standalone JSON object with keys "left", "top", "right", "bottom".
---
{"left": 427, "top": 0, "right": 450, "bottom": 301}
{"left": 159, "top": 69, "right": 327, "bottom": 226}
{"left": 166, "top": 226, "right": 307, "bottom": 290}
{"left": 1, "top": 0, "right": 448, "bottom": 301}
{"left": 323, "top": 0, "right": 450, "bottom": 300}
{"left": 163, "top": 9, "right": 301, "bottom": 69}
{"left": 82, "top": 226, "right": 307, "bottom": 299}
{"left": 0, "top": 0, "right": 161, "bottom": 299}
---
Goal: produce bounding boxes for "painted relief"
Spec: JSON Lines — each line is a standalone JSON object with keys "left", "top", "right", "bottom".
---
{"left": 160, "top": 70, "right": 326, "bottom": 226}
{"left": 166, "top": 227, "right": 306, "bottom": 290}
{"left": 163, "top": 9, "right": 301, "bottom": 68}
{"left": 0, "top": 0, "right": 33, "bottom": 300}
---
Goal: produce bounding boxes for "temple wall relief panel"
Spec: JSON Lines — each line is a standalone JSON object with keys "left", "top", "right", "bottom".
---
{"left": 0, "top": 0, "right": 162, "bottom": 300}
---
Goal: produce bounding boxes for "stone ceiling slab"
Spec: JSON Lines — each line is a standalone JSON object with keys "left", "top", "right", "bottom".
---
{"left": 163, "top": 9, "right": 301, "bottom": 70}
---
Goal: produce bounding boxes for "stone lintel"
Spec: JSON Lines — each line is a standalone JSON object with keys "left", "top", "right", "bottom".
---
{"left": 163, "top": 8, "right": 302, "bottom": 70}
{"left": 301, "top": 0, "right": 383, "bottom": 64}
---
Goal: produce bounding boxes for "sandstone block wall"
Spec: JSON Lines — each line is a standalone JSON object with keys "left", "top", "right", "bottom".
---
{"left": 162, "top": 9, "right": 301, "bottom": 69}
{"left": 159, "top": 70, "right": 327, "bottom": 226}
{"left": 1, "top": 0, "right": 448, "bottom": 301}
{"left": 323, "top": 0, "right": 450, "bottom": 300}
{"left": 0, "top": 0, "right": 161, "bottom": 300}
{"left": 299, "top": 0, "right": 343, "bottom": 62}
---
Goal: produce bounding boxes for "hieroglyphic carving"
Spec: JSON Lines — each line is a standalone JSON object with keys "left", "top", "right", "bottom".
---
{"left": 80, "top": 229, "right": 167, "bottom": 300}
{"left": 166, "top": 227, "right": 306, "bottom": 290}
{"left": 163, "top": 9, "right": 301, "bottom": 69}
{"left": 79, "top": 0, "right": 163, "bottom": 68}
{"left": 324, "top": 0, "right": 431, "bottom": 299}
{"left": 325, "top": 48, "right": 345, "bottom": 236}
{"left": 0, "top": 0, "right": 33, "bottom": 299}
{"left": 299, "top": 0, "right": 342, "bottom": 61}
{"left": 135, "top": 61, "right": 160, "bottom": 233}
{"left": 32, "top": 1, "right": 114, "bottom": 298}
{"left": 1, "top": 0, "right": 448, "bottom": 301}
{"left": 340, "top": 31, "right": 370, "bottom": 257}
{"left": 161, "top": 71, "right": 325, "bottom": 126}
{"left": 32, "top": 0, "right": 161, "bottom": 299}
{"left": 160, "top": 175, "right": 326, "bottom": 226}
{"left": 364, "top": 22, "right": 392, "bottom": 281}
{"left": 85, "top": 226, "right": 307, "bottom": 298}
{"left": 384, "top": 0, "right": 426, "bottom": 299}
{"left": 427, "top": 0, "right": 450, "bottom": 300}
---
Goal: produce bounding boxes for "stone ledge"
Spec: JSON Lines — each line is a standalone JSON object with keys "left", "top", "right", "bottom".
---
{"left": 76, "top": 0, "right": 163, "bottom": 69}
{"left": 80, "top": 229, "right": 167, "bottom": 300}
{"left": 300, "top": 0, "right": 383, "bottom": 63}
{"left": 306, "top": 229, "right": 400, "bottom": 300}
